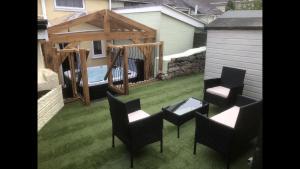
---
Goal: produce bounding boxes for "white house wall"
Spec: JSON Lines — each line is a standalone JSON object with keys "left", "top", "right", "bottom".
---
{"left": 160, "top": 13, "right": 195, "bottom": 55}
{"left": 204, "top": 30, "right": 262, "bottom": 100}
{"left": 120, "top": 11, "right": 162, "bottom": 41}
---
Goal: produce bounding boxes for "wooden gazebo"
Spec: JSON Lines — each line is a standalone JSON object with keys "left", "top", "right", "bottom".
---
{"left": 47, "top": 9, "right": 156, "bottom": 43}
{"left": 41, "top": 9, "right": 163, "bottom": 105}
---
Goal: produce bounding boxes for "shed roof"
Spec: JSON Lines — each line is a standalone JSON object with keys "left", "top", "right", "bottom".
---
{"left": 219, "top": 10, "right": 262, "bottom": 18}
{"left": 113, "top": 5, "right": 205, "bottom": 28}
{"left": 206, "top": 10, "right": 262, "bottom": 30}
{"left": 112, "top": 0, "right": 224, "bottom": 15}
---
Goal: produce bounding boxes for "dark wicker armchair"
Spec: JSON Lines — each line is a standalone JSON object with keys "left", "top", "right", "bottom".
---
{"left": 203, "top": 66, "right": 246, "bottom": 108}
{"left": 106, "top": 91, "right": 163, "bottom": 168}
{"left": 194, "top": 95, "right": 262, "bottom": 169}
{"left": 251, "top": 123, "right": 262, "bottom": 169}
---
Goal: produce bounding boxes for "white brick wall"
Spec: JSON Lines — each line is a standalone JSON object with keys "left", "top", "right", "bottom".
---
{"left": 38, "top": 85, "right": 64, "bottom": 131}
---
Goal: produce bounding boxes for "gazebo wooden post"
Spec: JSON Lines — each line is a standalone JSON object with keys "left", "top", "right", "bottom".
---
{"left": 51, "top": 47, "right": 64, "bottom": 85}
{"left": 41, "top": 42, "right": 54, "bottom": 70}
{"left": 79, "top": 49, "right": 90, "bottom": 105}
{"left": 55, "top": 50, "right": 63, "bottom": 85}
{"left": 143, "top": 45, "right": 151, "bottom": 80}
{"left": 148, "top": 45, "right": 155, "bottom": 78}
{"left": 68, "top": 52, "right": 78, "bottom": 97}
{"left": 41, "top": 42, "right": 64, "bottom": 81}
{"left": 159, "top": 41, "right": 164, "bottom": 74}
{"left": 106, "top": 46, "right": 113, "bottom": 85}
{"left": 123, "top": 46, "right": 129, "bottom": 95}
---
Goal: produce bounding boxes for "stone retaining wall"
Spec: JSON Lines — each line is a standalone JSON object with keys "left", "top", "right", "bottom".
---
{"left": 166, "top": 52, "right": 205, "bottom": 79}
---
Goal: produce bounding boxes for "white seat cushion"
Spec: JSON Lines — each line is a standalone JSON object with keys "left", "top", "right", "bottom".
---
{"left": 206, "top": 86, "right": 230, "bottom": 98}
{"left": 210, "top": 106, "right": 240, "bottom": 128}
{"left": 128, "top": 110, "right": 150, "bottom": 123}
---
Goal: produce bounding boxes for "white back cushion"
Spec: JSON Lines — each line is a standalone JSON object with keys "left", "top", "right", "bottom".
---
{"left": 128, "top": 110, "right": 150, "bottom": 123}
{"left": 210, "top": 106, "right": 240, "bottom": 128}
{"left": 206, "top": 86, "right": 230, "bottom": 98}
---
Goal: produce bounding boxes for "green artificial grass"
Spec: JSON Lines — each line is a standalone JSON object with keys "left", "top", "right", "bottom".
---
{"left": 38, "top": 73, "right": 254, "bottom": 169}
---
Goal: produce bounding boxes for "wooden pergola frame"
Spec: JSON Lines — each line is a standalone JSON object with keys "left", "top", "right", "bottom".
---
{"left": 106, "top": 42, "right": 163, "bottom": 95}
{"left": 42, "top": 9, "right": 159, "bottom": 105}
{"left": 47, "top": 9, "right": 156, "bottom": 43}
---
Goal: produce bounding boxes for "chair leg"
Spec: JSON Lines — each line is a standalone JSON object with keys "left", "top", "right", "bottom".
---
{"left": 160, "top": 138, "right": 163, "bottom": 153}
{"left": 226, "top": 157, "right": 230, "bottom": 169}
{"left": 177, "top": 126, "right": 180, "bottom": 138}
{"left": 130, "top": 151, "right": 133, "bottom": 168}
{"left": 193, "top": 141, "right": 197, "bottom": 155}
{"left": 112, "top": 132, "right": 115, "bottom": 148}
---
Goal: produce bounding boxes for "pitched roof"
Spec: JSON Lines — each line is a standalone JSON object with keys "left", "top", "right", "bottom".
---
{"left": 220, "top": 10, "right": 262, "bottom": 18}
{"left": 113, "top": 5, "right": 205, "bottom": 28}
{"left": 206, "top": 10, "right": 262, "bottom": 30}
{"left": 112, "top": 0, "right": 224, "bottom": 15}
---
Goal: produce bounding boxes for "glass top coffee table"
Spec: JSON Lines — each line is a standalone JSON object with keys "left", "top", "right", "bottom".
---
{"left": 162, "top": 97, "right": 209, "bottom": 138}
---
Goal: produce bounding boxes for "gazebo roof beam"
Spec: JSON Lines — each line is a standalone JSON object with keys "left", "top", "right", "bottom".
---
{"left": 107, "top": 10, "right": 156, "bottom": 33}
{"left": 48, "top": 10, "right": 105, "bottom": 34}
{"left": 49, "top": 30, "right": 155, "bottom": 43}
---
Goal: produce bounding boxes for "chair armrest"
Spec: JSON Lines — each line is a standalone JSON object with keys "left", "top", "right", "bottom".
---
{"left": 204, "top": 78, "right": 221, "bottom": 90}
{"left": 125, "top": 98, "right": 141, "bottom": 114}
{"left": 195, "top": 111, "right": 234, "bottom": 136}
{"left": 234, "top": 101, "right": 262, "bottom": 142}
{"left": 235, "top": 95, "right": 257, "bottom": 107}
{"left": 227, "top": 85, "right": 244, "bottom": 99}
{"left": 129, "top": 111, "right": 163, "bottom": 137}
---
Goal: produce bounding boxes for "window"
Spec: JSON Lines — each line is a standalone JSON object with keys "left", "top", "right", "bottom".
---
{"left": 54, "top": 0, "right": 85, "bottom": 11}
{"left": 92, "top": 41, "right": 105, "bottom": 58}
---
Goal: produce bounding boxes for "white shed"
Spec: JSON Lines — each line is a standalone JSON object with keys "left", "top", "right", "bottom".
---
{"left": 204, "top": 10, "right": 262, "bottom": 100}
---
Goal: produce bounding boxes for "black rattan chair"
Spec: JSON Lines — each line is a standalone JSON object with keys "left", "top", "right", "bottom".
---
{"left": 106, "top": 91, "right": 163, "bottom": 168}
{"left": 251, "top": 123, "right": 262, "bottom": 169}
{"left": 203, "top": 66, "right": 246, "bottom": 108}
{"left": 194, "top": 95, "right": 262, "bottom": 169}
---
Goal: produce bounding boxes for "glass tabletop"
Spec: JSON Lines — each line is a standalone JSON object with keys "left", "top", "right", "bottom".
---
{"left": 164, "top": 98, "right": 205, "bottom": 116}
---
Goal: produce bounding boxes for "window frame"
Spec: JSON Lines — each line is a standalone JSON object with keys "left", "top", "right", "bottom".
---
{"left": 91, "top": 40, "right": 105, "bottom": 59}
{"left": 54, "top": 0, "right": 85, "bottom": 12}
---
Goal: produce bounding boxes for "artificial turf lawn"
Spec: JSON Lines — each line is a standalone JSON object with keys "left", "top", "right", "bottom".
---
{"left": 38, "top": 73, "right": 255, "bottom": 169}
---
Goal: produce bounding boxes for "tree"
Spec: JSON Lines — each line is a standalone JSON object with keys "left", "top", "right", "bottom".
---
{"left": 225, "top": 0, "right": 236, "bottom": 11}
{"left": 253, "top": 0, "right": 263, "bottom": 9}
{"left": 240, "top": 0, "right": 262, "bottom": 10}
